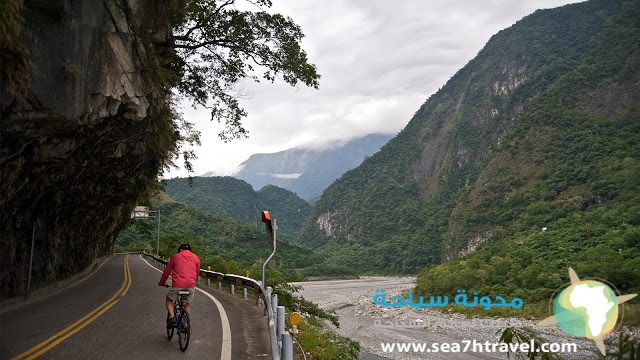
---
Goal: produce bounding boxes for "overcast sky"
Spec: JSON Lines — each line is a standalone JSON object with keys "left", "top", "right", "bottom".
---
{"left": 165, "top": 0, "right": 583, "bottom": 179}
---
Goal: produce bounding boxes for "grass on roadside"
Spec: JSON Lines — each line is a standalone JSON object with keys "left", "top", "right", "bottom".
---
{"left": 289, "top": 316, "right": 360, "bottom": 360}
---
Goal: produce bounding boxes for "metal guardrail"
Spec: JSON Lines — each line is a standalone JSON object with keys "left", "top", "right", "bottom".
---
{"left": 141, "top": 252, "right": 285, "bottom": 360}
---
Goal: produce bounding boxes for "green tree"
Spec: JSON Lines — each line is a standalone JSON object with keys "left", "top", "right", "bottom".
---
{"left": 168, "top": 0, "right": 320, "bottom": 141}
{"left": 158, "top": 232, "right": 204, "bottom": 259}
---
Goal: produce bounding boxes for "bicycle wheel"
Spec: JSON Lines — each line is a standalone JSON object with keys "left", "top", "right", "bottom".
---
{"left": 178, "top": 311, "right": 190, "bottom": 351}
{"left": 166, "top": 312, "right": 174, "bottom": 340}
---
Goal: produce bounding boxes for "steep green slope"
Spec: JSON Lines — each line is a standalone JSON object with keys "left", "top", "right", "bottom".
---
{"left": 297, "top": 0, "right": 632, "bottom": 276}
{"left": 116, "top": 192, "right": 320, "bottom": 269}
{"left": 164, "top": 177, "right": 312, "bottom": 241}
{"left": 165, "top": 177, "right": 260, "bottom": 222}
{"left": 417, "top": 0, "right": 640, "bottom": 302}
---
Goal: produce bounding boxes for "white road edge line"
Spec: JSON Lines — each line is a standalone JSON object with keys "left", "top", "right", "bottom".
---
{"left": 140, "top": 254, "right": 232, "bottom": 360}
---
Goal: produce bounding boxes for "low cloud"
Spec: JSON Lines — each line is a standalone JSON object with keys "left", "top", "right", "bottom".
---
{"left": 169, "top": 0, "right": 582, "bottom": 178}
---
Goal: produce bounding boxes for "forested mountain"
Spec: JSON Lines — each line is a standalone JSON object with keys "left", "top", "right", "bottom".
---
{"left": 164, "top": 177, "right": 312, "bottom": 241}
{"left": 116, "top": 192, "right": 320, "bottom": 270}
{"left": 297, "top": 0, "right": 639, "bottom": 302}
{"left": 230, "top": 134, "right": 392, "bottom": 199}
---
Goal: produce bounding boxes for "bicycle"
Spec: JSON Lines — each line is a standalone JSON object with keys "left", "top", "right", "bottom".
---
{"left": 163, "top": 286, "right": 191, "bottom": 352}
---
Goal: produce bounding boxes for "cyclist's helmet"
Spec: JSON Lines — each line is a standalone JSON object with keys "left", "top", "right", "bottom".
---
{"left": 178, "top": 243, "right": 191, "bottom": 252}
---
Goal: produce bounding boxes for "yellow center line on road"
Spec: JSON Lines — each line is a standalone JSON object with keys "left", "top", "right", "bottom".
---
{"left": 12, "top": 255, "right": 132, "bottom": 360}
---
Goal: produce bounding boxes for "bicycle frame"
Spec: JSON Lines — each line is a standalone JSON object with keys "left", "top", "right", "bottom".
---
{"left": 173, "top": 292, "right": 189, "bottom": 332}
{"left": 165, "top": 288, "right": 191, "bottom": 352}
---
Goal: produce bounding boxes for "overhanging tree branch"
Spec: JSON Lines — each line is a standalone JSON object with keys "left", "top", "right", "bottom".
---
{"left": 159, "top": 0, "right": 320, "bottom": 173}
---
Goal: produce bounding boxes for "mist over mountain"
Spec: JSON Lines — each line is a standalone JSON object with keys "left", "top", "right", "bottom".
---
{"left": 296, "top": 0, "right": 640, "bottom": 299}
{"left": 219, "top": 134, "right": 393, "bottom": 199}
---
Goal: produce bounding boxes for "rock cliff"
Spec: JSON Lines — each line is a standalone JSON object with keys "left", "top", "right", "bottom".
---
{"left": 1, "top": 0, "right": 176, "bottom": 299}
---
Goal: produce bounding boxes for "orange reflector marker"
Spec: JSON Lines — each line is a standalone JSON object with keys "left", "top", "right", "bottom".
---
{"left": 261, "top": 211, "right": 275, "bottom": 246}
{"left": 290, "top": 312, "right": 301, "bottom": 324}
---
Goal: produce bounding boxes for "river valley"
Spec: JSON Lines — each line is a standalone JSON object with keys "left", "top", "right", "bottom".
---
{"left": 295, "top": 277, "right": 621, "bottom": 360}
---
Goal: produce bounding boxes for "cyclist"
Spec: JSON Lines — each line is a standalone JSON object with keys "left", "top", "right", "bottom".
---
{"left": 158, "top": 243, "right": 201, "bottom": 328}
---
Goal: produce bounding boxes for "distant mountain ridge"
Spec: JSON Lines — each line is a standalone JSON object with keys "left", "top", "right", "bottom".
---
{"left": 163, "top": 177, "right": 312, "bottom": 241}
{"left": 227, "top": 134, "right": 393, "bottom": 199}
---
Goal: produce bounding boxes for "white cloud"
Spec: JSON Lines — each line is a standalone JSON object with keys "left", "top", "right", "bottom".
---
{"left": 165, "top": 0, "right": 583, "bottom": 178}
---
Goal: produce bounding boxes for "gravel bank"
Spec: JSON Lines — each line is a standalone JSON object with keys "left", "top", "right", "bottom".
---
{"left": 294, "top": 277, "right": 638, "bottom": 360}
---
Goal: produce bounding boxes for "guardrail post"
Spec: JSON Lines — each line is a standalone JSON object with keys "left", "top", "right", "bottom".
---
{"left": 282, "top": 332, "right": 293, "bottom": 360}
{"left": 277, "top": 306, "right": 285, "bottom": 341}
{"left": 230, "top": 284, "right": 235, "bottom": 294}
{"left": 243, "top": 287, "right": 248, "bottom": 300}
{"left": 265, "top": 287, "right": 272, "bottom": 316}
{"left": 271, "top": 294, "right": 278, "bottom": 317}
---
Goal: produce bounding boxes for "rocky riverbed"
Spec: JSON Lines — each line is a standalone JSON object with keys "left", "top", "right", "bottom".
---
{"left": 294, "top": 277, "right": 638, "bottom": 360}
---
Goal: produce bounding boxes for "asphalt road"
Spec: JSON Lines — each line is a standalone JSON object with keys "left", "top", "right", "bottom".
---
{"left": 1, "top": 253, "right": 271, "bottom": 359}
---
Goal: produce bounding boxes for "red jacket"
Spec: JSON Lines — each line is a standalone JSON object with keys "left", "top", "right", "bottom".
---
{"left": 159, "top": 250, "right": 201, "bottom": 288}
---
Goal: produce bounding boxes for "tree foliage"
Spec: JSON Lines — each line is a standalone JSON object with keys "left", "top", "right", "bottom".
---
{"left": 0, "top": 0, "right": 32, "bottom": 100}
{"left": 164, "top": 176, "right": 313, "bottom": 241}
{"left": 115, "top": 191, "right": 322, "bottom": 271}
{"left": 168, "top": 0, "right": 320, "bottom": 141}
{"left": 412, "top": 0, "right": 640, "bottom": 318}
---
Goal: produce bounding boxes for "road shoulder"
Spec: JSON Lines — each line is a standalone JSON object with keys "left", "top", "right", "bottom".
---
{"left": 0, "top": 254, "right": 113, "bottom": 314}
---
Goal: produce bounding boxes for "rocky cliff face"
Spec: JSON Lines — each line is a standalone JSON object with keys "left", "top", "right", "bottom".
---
{"left": 1, "top": 0, "right": 175, "bottom": 299}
